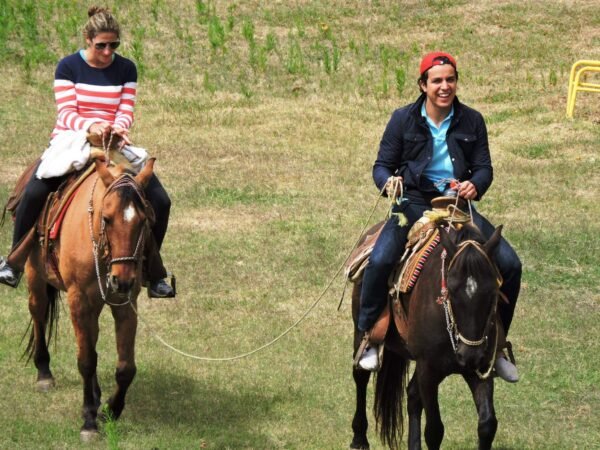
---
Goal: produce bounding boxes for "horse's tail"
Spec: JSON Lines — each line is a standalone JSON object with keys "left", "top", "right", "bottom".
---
{"left": 374, "top": 347, "right": 409, "bottom": 449}
{"left": 22, "top": 284, "right": 60, "bottom": 362}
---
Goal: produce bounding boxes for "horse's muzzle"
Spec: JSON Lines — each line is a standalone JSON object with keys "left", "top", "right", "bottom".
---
{"left": 108, "top": 274, "right": 135, "bottom": 295}
{"left": 455, "top": 343, "right": 487, "bottom": 370}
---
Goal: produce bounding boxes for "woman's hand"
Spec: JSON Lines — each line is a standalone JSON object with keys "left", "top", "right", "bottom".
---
{"left": 458, "top": 181, "right": 478, "bottom": 200}
{"left": 110, "top": 125, "right": 132, "bottom": 148}
{"left": 88, "top": 122, "right": 111, "bottom": 139}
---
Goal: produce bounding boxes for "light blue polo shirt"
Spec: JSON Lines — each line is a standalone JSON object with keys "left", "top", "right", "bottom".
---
{"left": 421, "top": 102, "right": 455, "bottom": 191}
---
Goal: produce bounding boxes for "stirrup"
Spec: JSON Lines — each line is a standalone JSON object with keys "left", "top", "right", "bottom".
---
{"left": 503, "top": 340, "right": 516, "bottom": 364}
{"left": 353, "top": 333, "right": 383, "bottom": 372}
{"left": 0, "top": 257, "right": 23, "bottom": 288}
{"left": 358, "top": 345, "right": 380, "bottom": 372}
{"left": 495, "top": 341, "right": 519, "bottom": 383}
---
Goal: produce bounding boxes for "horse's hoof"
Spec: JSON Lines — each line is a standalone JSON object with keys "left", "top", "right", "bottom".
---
{"left": 349, "top": 439, "right": 370, "bottom": 450}
{"left": 36, "top": 378, "right": 56, "bottom": 392}
{"left": 80, "top": 429, "right": 99, "bottom": 442}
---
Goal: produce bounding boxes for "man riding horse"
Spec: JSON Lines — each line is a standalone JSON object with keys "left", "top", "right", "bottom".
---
{"left": 356, "top": 52, "right": 521, "bottom": 382}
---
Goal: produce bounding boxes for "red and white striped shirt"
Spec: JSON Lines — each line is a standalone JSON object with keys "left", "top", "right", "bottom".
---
{"left": 51, "top": 51, "right": 137, "bottom": 137}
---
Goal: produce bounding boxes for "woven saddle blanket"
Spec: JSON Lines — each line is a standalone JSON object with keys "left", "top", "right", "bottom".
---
{"left": 344, "top": 217, "right": 440, "bottom": 289}
{"left": 345, "top": 202, "right": 469, "bottom": 293}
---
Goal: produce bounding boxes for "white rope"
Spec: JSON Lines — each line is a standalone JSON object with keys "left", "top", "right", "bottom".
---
{"left": 131, "top": 264, "right": 342, "bottom": 361}
{"left": 131, "top": 183, "right": 392, "bottom": 362}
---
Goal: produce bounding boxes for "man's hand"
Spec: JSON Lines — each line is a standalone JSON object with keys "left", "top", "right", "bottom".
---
{"left": 385, "top": 176, "right": 403, "bottom": 199}
{"left": 458, "top": 181, "right": 478, "bottom": 200}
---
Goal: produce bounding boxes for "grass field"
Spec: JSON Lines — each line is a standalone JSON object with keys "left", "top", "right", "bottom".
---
{"left": 0, "top": 1, "right": 599, "bottom": 449}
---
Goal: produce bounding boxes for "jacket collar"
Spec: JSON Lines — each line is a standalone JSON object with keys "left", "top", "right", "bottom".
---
{"left": 410, "top": 93, "right": 463, "bottom": 125}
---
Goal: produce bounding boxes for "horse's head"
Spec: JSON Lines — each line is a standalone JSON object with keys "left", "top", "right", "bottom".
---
{"left": 95, "top": 158, "right": 155, "bottom": 296}
{"left": 439, "top": 224, "right": 503, "bottom": 371}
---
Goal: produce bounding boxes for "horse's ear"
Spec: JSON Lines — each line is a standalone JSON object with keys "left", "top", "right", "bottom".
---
{"left": 439, "top": 226, "right": 457, "bottom": 261}
{"left": 135, "top": 158, "right": 156, "bottom": 188}
{"left": 95, "top": 158, "right": 115, "bottom": 187}
{"left": 483, "top": 225, "right": 503, "bottom": 257}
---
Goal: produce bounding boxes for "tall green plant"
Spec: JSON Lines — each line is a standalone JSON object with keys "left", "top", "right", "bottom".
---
{"left": 0, "top": 0, "right": 16, "bottom": 59}
{"left": 17, "top": 1, "right": 55, "bottom": 80}
{"left": 286, "top": 34, "right": 305, "bottom": 75}
{"left": 195, "top": 0, "right": 215, "bottom": 24}
{"left": 150, "top": 0, "right": 162, "bottom": 21}
{"left": 395, "top": 67, "right": 406, "bottom": 96}
{"left": 102, "top": 406, "right": 119, "bottom": 450}
{"left": 130, "top": 25, "right": 146, "bottom": 77}
{"left": 208, "top": 14, "right": 226, "bottom": 52}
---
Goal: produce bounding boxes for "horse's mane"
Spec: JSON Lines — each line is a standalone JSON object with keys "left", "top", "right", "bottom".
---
{"left": 449, "top": 224, "right": 494, "bottom": 278}
{"left": 104, "top": 168, "right": 147, "bottom": 212}
{"left": 114, "top": 183, "right": 146, "bottom": 211}
{"left": 452, "top": 222, "right": 485, "bottom": 244}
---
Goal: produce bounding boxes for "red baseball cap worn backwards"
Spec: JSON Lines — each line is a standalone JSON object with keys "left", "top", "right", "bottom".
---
{"left": 419, "top": 51, "right": 457, "bottom": 76}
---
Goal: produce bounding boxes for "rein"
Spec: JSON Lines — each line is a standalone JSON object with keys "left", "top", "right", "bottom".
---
{"left": 437, "top": 239, "right": 501, "bottom": 379}
{"left": 88, "top": 172, "right": 147, "bottom": 306}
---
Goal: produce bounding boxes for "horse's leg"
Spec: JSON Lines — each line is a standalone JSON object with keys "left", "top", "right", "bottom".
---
{"left": 463, "top": 373, "right": 497, "bottom": 450}
{"left": 104, "top": 301, "right": 137, "bottom": 420}
{"left": 26, "top": 272, "right": 56, "bottom": 391}
{"left": 350, "top": 366, "right": 371, "bottom": 449}
{"left": 68, "top": 289, "right": 102, "bottom": 440}
{"left": 416, "top": 362, "right": 445, "bottom": 450}
{"left": 407, "top": 371, "right": 423, "bottom": 450}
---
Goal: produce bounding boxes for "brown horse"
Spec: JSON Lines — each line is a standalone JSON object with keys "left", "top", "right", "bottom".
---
{"left": 24, "top": 158, "right": 155, "bottom": 440}
{"left": 351, "top": 223, "right": 503, "bottom": 450}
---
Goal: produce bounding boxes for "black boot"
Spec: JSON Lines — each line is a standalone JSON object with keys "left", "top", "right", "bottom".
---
{"left": 147, "top": 278, "right": 175, "bottom": 298}
{"left": 0, "top": 258, "right": 23, "bottom": 288}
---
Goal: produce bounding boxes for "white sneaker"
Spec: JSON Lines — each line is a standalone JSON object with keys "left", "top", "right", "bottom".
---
{"left": 495, "top": 356, "right": 519, "bottom": 383}
{"left": 358, "top": 345, "right": 380, "bottom": 371}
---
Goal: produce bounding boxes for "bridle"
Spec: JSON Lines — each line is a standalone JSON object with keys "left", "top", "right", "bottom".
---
{"left": 88, "top": 173, "right": 147, "bottom": 306}
{"left": 437, "top": 238, "right": 503, "bottom": 379}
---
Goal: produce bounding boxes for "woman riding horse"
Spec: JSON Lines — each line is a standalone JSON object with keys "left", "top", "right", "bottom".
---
{"left": 0, "top": 6, "right": 174, "bottom": 298}
{"left": 356, "top": 52, "right": 521, "bottom": 381}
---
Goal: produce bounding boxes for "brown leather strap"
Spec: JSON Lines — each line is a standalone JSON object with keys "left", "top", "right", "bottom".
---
{"left": 495, "top": 316, "right": 516, "bottom": 364}
{"left": 369, "top": 306, "right": 390, "bottom": 344}
{"left": 6, "top": 227, "right": 37, "bottom": 271}
{"left": 353, "top": 333, "right": 371, "bottom": 368}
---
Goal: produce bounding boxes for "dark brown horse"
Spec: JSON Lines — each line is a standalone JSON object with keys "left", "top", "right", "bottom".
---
{"left": 24, "top": 158, "right": 155, "bottom": 440}
{"left": 351, "top": 223, "right": 503, "bottom": 450}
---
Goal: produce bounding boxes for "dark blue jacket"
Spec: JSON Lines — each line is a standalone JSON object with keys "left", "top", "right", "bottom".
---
{"left": 373, "top": 94, "right": 493, "bottom": 202}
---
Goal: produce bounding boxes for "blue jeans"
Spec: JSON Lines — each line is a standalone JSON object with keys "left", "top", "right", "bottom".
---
{"left": 358, "top": 199, "right": 521, "bottom": 336}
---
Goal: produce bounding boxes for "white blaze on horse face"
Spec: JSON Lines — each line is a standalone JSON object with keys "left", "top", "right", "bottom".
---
{"left": 465, "top": 276, "right": 478, "bottom": 299}
{"left": 123, "top": 203, "right": 136, "bottom": 223}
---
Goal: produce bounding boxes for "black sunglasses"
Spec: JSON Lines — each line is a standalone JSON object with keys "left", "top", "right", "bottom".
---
{"left": 94, "top": 41, "right": 120, "bottom": 50}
